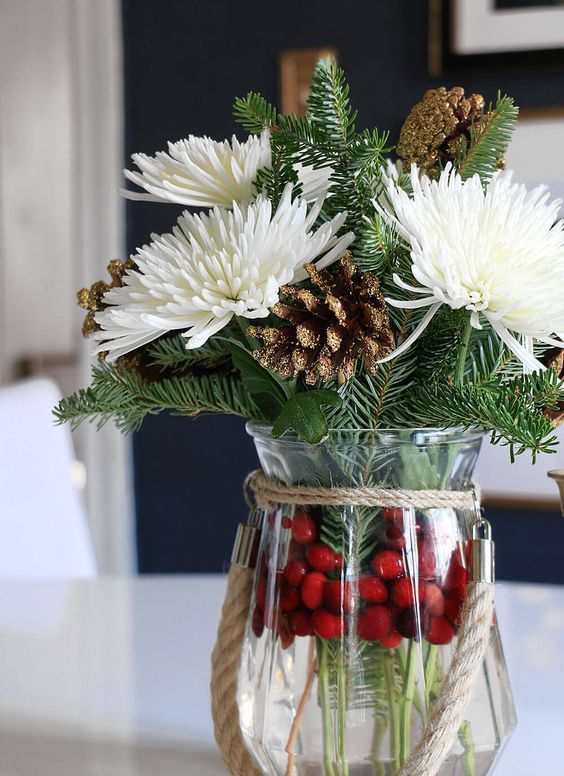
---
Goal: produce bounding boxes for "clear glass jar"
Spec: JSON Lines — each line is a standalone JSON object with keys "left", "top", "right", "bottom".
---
{"left": 238, "top": 425, "right": 516, "bottom": 776}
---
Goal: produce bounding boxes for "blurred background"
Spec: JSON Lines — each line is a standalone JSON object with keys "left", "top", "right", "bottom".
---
{"left": 1, "top": 0, "right": 563, "bottom": 581}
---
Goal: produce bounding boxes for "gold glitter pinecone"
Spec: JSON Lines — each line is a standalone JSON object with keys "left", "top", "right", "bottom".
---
{"left": 543, "top": 348, "right": 564, "bottom": 427}
{"left": 248, "top": 254, "right": 394, "bottom": 386}
{"left": 77, "top": 259, "right": 135, "bottom": 337}
{"left": 397, "top": 86, "right": 485, "bottom": 176}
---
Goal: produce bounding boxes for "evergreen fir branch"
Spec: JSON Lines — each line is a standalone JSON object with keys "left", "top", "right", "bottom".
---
{"left": 254, "top": 145, "right": 299, "bottom": 207}
{"left": 388, "top": 371, "right": 562, "bottom": 460}
{"left": 348, "top": 129, "right": 391, "bottom": 173}
{"left": 146, "top": 334, "right": 231, "bottom": 373}
{"left": 54, "top": 362, "right": 262, "bottom": 432}
{"left": 327, "top": 337, "right": 418, "bottom": 430}
{"left": 355, "top": 212, "right": 402, "bottom": 275}
{"left": 232, "top": 92, "right": 277, "bottom": 134}
{"left": 307, "top": 57, "right": 357, "bottom": 151}
{"left": 465, "top": 326, "right": 553, "bottom": 384}
{"left": 414, "top": 308, "right": 468, "bottom": 384}
{"left": 456, "top": 94, "right": 518, "bottom": 184}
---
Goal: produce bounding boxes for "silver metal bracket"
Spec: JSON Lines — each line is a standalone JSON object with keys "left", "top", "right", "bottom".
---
{"left": 469, "top": 517, "right": 495, "bottom": 584}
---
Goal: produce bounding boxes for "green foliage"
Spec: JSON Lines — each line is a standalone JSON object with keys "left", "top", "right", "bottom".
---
{"left": 272, "top": 389, "right": 342, "bottom": 444}
{"left": 388, "top": 370, "right": 563, "bottom": 460}
{"left": 233, "top": 57, "right": 390, "bottom": 231}
{"left": 307, "top": 57, "right": 357, "bottom": 150}
{"left": 54, "top": 361, "right": 263, "bottom": 433}
{"left": 232, "top": 92, "right": 277, "bottom": 134}
{"left": 230, "top": 344, "right": 287, "bottom": 419}
{"left": 414, "top": 308, "right": 468, "bottom": 384}
{"left": 457, "top": 93, "right": 519, "bottom": 184}
{"left": 355, "top": 212, "right": 404, "bottom": 276}
{"left": 146, "top": 334, "right": 230, "bottom": 373}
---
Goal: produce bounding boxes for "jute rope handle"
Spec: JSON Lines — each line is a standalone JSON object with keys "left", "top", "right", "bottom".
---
{"left": 211, "top": 473, "right": 495, "bottom": 776}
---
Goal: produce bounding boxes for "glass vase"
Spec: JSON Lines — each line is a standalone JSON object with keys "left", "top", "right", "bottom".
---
{"left": 238, "top": 425, "right": 516, "bottom": 776}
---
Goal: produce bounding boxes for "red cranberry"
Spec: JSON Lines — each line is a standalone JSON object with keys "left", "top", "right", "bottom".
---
{"left": 288, "top": 607, "right": 313, "bottom": 637}
{"left": 427, "top": 616, "right": 455, "bottom": 645}
{"left": 252, "top": 606, "right": 264, "bottom": 638}
{"left": 335, "top": 553, "right": 344, "bottom": 571}
{"left": 301, "top": 571, "right": 327, "bottom": 610}
{"left": 280, "top": 586, "right": 300, "bottom": 613}
{"left": 324, "top": 580, "right": 353, "bottom": 615}
{"left": 445, "top": 592, "right": 464, "bottom": 627}
{"left": 396, "top": 606, "right": 430, "bottom": 641}
{"left": 420, "top": 582, "right": 445, "bottom": 617}
{"left": 445, "top": 548, "right": 467, "bottom": 593}
{"left": 371, "top": 550, "right": 405, "bottom": 580}
{"left": 255, "top": 576, "right": 267, "bottom": 611}
{"left": 312, "top": 608, "right": 345, "bottom": 640}
{"left": 380, "top": 630, "right": 403, "bottom": 649}
{"left": 284, "top": 560, "right": 308, "bottom": 587}
{"left": 391, "top": 577, "right": 417, "bottom": 609}
{"left": 281, "top": 515, "right": 293, "bottom": 530}
{"left": 382, "top": 507, "right": 404, "bottom": 523}
{"left": 291, "top": 509, "right": 318, "bottom": 545}
{"left": 384, "top": 523, "right": 407, "bottom": 550}
{"left": 417, "top": 540, "right": 437, "bottom": 579}
{"left": 278, "top": 613, "right": 295, "bottom": 649}
{"left": 358, "top": 605, "right": 393, "bottom": 641}
{"left": 359, "top": 575, "right": 388, "bottom": 604}
{"left": 287, "top": 540, "right": 303, "bottom": 561}
{"left": 306, "top": 543, "right": 337, "bottom": 573}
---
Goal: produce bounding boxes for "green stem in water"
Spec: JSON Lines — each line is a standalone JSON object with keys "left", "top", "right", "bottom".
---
{"left": 396, "top": 644, "right": 426, "bottom": 723}
{"left": 371, "top": 713, "right": 387, "bottom": 776}
{"left": 455, "top": 316, "right": 473, "bottom": 387}
{"left": 337, "top": 649, "right": 349, "bottom": 776}
{"left": 424, "top": 644, "right": 439, "bottom": 709}
{"left": 318, "top": 639, "right": 336, "bottom": 776}
{"left": 459, "top": 721, "right": 476, "bottom": 776}
{"left": 399, "top": 640, "right": 417, "bottom": 765}
{"left": 384, "top": 652, "right": 400, "bottom": 772}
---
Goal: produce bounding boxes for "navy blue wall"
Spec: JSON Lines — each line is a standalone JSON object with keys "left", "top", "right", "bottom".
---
{"left": 121, "top": 0, "right": 564, "bottom": 579}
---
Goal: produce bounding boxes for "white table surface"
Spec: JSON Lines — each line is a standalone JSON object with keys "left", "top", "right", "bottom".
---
{"left": 0, "top": 577, "right": 562, "bottom": 776}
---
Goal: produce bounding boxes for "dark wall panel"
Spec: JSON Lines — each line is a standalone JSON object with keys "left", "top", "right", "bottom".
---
{"left": 121, "top": 0, "right": 564, "bottom": 575}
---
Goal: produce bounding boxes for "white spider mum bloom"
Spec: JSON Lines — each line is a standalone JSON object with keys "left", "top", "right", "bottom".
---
{"left": 376, "top": 163, "right": 564, "bottom": 371}
{"left": 295, "top": 162, "right": 333, "bottom": 202}
{"left": 93, "top": 184, "right": 354, "bottom": 359}
{"left": 122, "top": 132, "right": 271, "bottom": 208}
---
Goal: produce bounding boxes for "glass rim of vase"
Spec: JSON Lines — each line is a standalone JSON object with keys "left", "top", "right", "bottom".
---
{"left": 246, "top": 421, "right": 484, "bottom": 446}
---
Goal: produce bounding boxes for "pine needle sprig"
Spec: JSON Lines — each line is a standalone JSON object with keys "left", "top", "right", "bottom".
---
{"left": 456, "top": 93, "right": 519, "bottom": 184}
{"left": 387, "top": 370, "right": 563, "bottom": 460}
{"left": 54, "top": 362, "right": 262, "bottom": 432}
{"left": 414, "top": 308, "right": 469, "bottom": 384}
{"left": 146, "top": 334, "right": 231, "bottom": 373}
{"left": 232, "top": 92, "right": 278, "bottom": 134}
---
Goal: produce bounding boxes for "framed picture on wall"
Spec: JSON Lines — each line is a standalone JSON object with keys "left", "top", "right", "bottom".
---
{"left": 429, "top": 0, "right": 564, "bottom": 75}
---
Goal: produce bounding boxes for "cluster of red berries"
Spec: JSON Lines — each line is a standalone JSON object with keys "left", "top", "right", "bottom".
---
{"left": 252, "top": 506, "right": 468, "bottom": 651}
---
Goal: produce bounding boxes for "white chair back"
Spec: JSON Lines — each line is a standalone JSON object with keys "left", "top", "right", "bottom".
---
{"left": 0, "top": 379, "right": 96, "bottom": 578}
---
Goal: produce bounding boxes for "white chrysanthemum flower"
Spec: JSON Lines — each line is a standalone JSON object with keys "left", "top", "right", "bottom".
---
{"left": 94, "top": 185, "right": 354, "bottom": 359}
{"left": 376, "top": 163, "right": 564, "bottom": 371}
{"left": 295, "top": 162, "right": 333, "bottom": 202}
{"left": 122, "top": 132, "right": 271, "bottom": 208}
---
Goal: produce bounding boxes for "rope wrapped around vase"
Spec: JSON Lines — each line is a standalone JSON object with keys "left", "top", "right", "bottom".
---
{"left": 211, "top": 471, "right": 495, "bottom": 776}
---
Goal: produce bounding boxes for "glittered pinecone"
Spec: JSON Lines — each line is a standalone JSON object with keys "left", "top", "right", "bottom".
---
{"left": 397, "top": 87, "right": 485, "bottom": 177}
{"left": 77, "top": 259, "right": 135, "bottom": 337}
{"left": 543, "top": 348, "right": 564, "bottom": 427}
{"left": 248, "top": 254, "right": 394, "bottom": 385}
